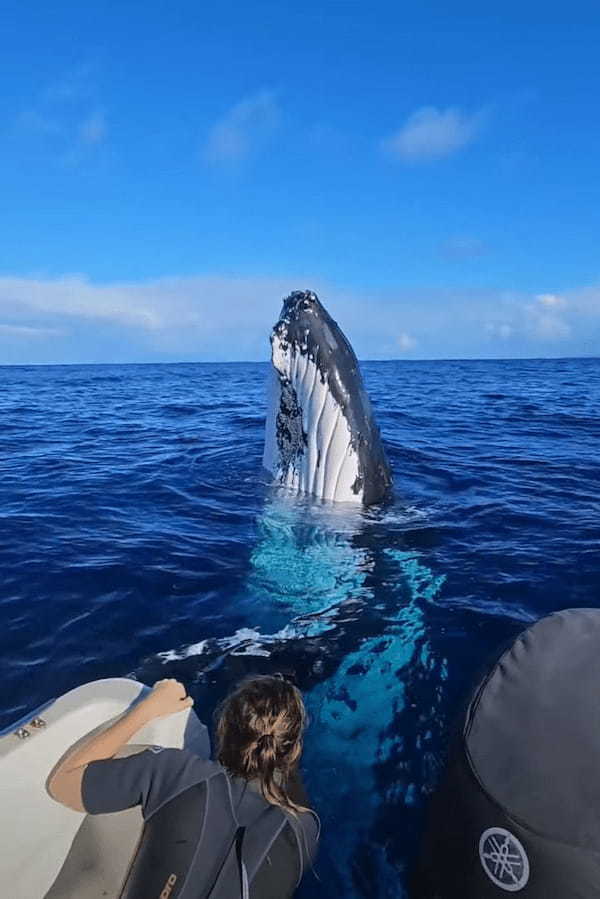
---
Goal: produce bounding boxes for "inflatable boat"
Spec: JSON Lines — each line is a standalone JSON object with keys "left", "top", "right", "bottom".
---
{"left": 0, "top": 678, "right": 209, "bottom": 899}
{"left": 416, "top": 608, "right": 600, "bottom": 897}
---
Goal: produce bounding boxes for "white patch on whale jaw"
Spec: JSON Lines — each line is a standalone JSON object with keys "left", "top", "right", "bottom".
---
{"left": 263, "top": 334, "right": 363, "bottom": 503}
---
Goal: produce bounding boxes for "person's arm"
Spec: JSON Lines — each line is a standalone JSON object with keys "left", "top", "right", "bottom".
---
{"left": 48, "top": 679, "right": 193, "bottom": 812}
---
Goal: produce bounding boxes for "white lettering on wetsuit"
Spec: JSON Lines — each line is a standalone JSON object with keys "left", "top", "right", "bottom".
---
{"left": 159, "top": 873, "right": 177, "bottom": 898}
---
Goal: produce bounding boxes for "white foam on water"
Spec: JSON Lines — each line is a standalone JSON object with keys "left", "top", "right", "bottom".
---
{"left": 157, "top": 615, "right": 338, "bottom": 664}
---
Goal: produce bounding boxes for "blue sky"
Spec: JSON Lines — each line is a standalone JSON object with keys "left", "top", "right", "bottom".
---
{"left": 1, "top": 2, "right": 599, "bottom": 363}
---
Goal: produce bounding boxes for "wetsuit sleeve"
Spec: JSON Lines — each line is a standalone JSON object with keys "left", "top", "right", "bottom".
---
{"left": 81, "top": 747, "right": 219, "bottom": 818}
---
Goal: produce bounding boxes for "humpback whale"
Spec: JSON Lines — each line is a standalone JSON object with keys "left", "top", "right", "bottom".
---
{"left": 263, "top": 290, "right": 392, "bottom": 505}
{"left": 136, "top": 292, "right": 447, "bottom": 896}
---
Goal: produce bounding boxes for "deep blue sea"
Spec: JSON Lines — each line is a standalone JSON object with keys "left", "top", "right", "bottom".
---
{"left": 1, "top": 359, "right": 599, "bottom": 897}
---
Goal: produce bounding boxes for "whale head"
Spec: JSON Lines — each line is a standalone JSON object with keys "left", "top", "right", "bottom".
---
{"left": 263, "top": 289, "right": 392, "bottom": 505}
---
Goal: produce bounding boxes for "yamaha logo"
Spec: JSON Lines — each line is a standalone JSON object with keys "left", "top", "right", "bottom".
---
{"left": 479, "top": 827, "right": 530, "bottom": 892}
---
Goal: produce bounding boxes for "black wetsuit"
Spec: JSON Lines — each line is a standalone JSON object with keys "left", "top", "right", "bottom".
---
{"left": 81, "top": 747, "right": 318, "bottom": 898}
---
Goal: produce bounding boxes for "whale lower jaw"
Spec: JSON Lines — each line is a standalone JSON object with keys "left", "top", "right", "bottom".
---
{"left": 263, "top": 337, "right": 363, "bottom": 504}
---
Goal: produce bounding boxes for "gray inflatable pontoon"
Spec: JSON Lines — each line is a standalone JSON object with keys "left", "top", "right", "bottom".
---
{"left": 416, "top": 609, "right": 600, "bottom": 897}
{"left": 0, "top": 678, "right": 209, "bottom": 899}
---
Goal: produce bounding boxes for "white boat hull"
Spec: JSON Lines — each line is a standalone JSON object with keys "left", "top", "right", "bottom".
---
{"left": 0, "top": 678, "right": 209, "bottom": 899}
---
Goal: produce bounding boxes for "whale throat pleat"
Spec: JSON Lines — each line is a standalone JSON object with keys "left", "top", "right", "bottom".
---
{"left": 265, "top": 340, "right": 361, "bottom": 503}
{"left": 305, "top": 356, "right": 321, "bottom": 495}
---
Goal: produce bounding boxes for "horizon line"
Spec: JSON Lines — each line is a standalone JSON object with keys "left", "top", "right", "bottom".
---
{"left": 1, "top": 354, "right": 598, "bottom": 368}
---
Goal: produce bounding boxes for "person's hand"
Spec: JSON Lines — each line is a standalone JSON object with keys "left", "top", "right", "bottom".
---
{"left": 138, "top": 679, "right": 194, "bottom": 722}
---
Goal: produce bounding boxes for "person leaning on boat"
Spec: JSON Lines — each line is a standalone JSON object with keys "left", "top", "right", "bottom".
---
{"left": 49, "top": 675, "right": 319, "bottom": 898}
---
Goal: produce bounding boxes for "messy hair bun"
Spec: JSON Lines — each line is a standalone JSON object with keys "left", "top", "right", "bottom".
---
{"left": 215, "top": 674, "right": 307, "bottom": 813}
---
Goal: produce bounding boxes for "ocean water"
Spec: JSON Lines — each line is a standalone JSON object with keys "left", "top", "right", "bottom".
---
{"left": 1, "top": 358, "right": 599, "bottom": 896}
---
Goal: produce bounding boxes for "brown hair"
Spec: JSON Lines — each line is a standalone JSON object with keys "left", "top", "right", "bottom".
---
{"left": 215, "top": 674, "right": 307, "bottom": 813}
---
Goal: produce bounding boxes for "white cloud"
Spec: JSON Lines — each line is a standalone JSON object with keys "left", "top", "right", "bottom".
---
{"left": 0, "top": 274, "right": 297, "bottom": 360}
{"left": 486, "top": 322, "right": 513, "bottom": 339}
{"left": 534, "top": 313, "right": 571, "bottom": 340}
{"left": 17, "top": 61, "right": 107, "bottom": 162}
{"left": 440, "top": 235, "right": 488, "bottom": 260}
{"left": 43, "top": 62, "right": 97, "bottom": 103}
{"left": 397, "top": 332, "right": 417, "bottom": 352}
{"left": 383, "top": 106, "right": 483, "bottom": 162}
{"left": 79, "top": 110, "right": 107, "bottom": 145}
{"left": 536, "top": 293, "right": 565, "bottom": 308}
{"left": 0, "top": 276, "right": 164, "bottom": 331}
{"left": 0, "top": 274, "right": 598, "bottom": 363}
{"left": 0, "top": 323, "right": 65, "bottom": 338}
{"left": 204, "top": 90, "right": 281, "bottom": 164}
{"left": 17, "top": 109, "right": 62, "bottom": 136}
{"left": 485, "top": 288, "right": 593, "bottom": 345}
{"left": 521, "top": 294, "right": 571, "bottom": 340}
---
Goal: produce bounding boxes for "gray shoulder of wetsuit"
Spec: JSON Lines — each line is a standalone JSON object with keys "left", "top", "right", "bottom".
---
{"left": 116, "top": 750, "right": 316, "bottom": 898}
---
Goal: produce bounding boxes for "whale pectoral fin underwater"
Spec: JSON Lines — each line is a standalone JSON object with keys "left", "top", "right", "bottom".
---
{"left": 263, "top": 290, "right": 392, "bottom": 505}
